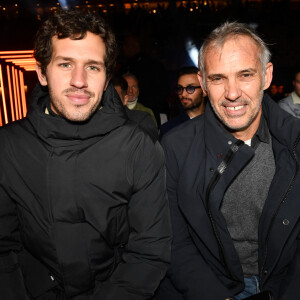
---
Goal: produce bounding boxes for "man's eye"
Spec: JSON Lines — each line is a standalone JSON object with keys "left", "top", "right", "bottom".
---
{"left": 240, "top": 73, "right": 255, "bottom": 81}
{"left": 87, "top": 66, "right": 100, "bottom": 71}
{"left": 59, "top": 63, "right": 71, "bottom": 68}
{"left": 209, "top": 77, "right": 224, "bottom": 85}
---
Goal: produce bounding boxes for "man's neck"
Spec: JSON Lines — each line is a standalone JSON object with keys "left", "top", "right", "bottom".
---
{"left": 291, "top": 91, "right": 300, "bottom": 104}
{"left": 127, "top": 98, "right": 138, "bottom": 110}
{"left": 186, "top": 102, "right": 205, "bottom": 119}
{"left": 230, "top": 110, "right": 262, "bottom": 142}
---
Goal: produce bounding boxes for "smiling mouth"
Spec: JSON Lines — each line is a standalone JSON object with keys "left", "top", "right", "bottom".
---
{"left": 226, "top": 105, "right": 245, "bottom": 111}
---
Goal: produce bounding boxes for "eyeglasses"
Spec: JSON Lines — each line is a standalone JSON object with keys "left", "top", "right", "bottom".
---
{"left": 176, "top": 85, "right": 201, "bottom": 95}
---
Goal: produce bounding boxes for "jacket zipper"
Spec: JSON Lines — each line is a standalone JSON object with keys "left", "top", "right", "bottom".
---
{"left": 205, "top": 140, "right": 244, "bottom": 280}
{"left": 259, "top": 132, "right": 300, "bottom": 286}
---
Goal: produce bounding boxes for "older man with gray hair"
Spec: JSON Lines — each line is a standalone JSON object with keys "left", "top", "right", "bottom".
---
{"left": 157, "top": 21, "right": 300, "bottom": 300}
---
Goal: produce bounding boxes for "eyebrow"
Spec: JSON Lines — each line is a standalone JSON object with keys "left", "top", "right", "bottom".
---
{"left": 207, "top": 68, "right": 257, "bottom": 79}
{"left": 207, "top": 73, "right": 224, "bottom": 80}
{"left": 238, "top": 68, "right": 257, "bottom": 74}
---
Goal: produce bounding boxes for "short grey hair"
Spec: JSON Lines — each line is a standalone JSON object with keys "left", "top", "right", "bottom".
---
{"left": 198, "top": 21, "right": 271, "bottom": 89}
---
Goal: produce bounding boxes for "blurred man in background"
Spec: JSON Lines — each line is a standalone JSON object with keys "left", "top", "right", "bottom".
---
{"left": 278, "top": 70, "right": 300, "bottom": 117}
{"left": 112, "top": 76, "right": 158, "bottom": 141}
{"left": 160, "top": 66, "right": 205, "bottom": 137}
{"left": 122, "top": 72, "right": 157, "bottom": 126}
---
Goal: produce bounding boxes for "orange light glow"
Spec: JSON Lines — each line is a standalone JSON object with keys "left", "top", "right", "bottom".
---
{"left": 0, "top": 55, "right": 33, "bottom": 59}
{"left": 0, "top": 50, "right": 33, "bottom": 125}
{"left": 14, "top": 69, "right": 22, "bottom": 119}
{"left": 11, "top": 66, "right": 19, "bottom": 120}
{"left": 22, "top": 68, "right": 36, "bottom": 71}
{"left": 19, "top": 70, "right": 27, "bottom": 117}
{"left": 5, "top": 59, "right": 36, "bottom": 65}
{"left": 0, "top": 65, "right": 8, "bottom": 124}
{"left": 19, "top": 66, "right": 36, "bottom": 70}
{"left": 6, "top": 66, "right": 15, "bottom": 122}
{"left": 0, "top": 50, "right": 34, "bottom": 55}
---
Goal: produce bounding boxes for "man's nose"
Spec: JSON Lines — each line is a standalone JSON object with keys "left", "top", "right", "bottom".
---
{"left": 127, "top": 86, "right": 133, "bottom": 94}
{"left": 70, "top": 67, "right": 88, "bottom": 88}
{"left": 224, "top": 79, "right": 242, "bottom": 101}
{"left": 182, "top": 88, "right": 189, "bottom": 97}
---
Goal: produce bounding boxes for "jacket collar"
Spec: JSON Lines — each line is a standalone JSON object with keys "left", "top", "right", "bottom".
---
{"left": 204, "top": 93, "right": 300, "bottom": 160}
{"left": 204, "top": 100, "right": 242, "bottom": 166}
{"left": 27, "top": 82, "right": 128, "bottom": 147}
{"left": 262, "top": 93, "right": 300, "bottom": 150}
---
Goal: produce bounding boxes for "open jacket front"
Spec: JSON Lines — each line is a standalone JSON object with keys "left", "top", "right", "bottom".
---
{"left": 0, "top": 83, "right": 171, "bottom": 299}
{"left": 160, "top": 94, "right": 300, "bottom": 300}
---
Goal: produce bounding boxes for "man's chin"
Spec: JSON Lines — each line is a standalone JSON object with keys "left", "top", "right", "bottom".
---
{"left": 63, "top": 114, "right": 92, "bottom": 123}
{"left": 62, "top": 107, "right": 98, "bottom": 123}
{"left": 184, "top": 105, "right": 199, "bottom": 111}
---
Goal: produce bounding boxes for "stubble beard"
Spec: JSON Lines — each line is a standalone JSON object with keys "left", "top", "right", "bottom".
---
{"left": 211, "top": 90, "right": 264, "bottom": 132}
{"left": 182, "top": 96, "right": 203, "bottom": 112}
{"left": 48, "top": 86, "right": 100, "bottom": 122}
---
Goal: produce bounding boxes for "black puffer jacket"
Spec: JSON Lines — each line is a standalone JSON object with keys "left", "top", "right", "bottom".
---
{"left": 0, "top": 83, "right": 171, "bottom": 299}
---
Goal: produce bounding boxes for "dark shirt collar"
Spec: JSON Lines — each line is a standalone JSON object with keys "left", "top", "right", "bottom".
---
{"left": 215, "top": 113, "right": 270, "bottom": 149}
{"left": 251, "top": 116, "right": 270, "bottom": 149}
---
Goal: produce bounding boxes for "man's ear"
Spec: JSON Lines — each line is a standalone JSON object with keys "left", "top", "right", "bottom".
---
{"left": 263, "top": 62, "right": 273, "bottom": 91}
{"left": 36, "top": 63, "right": 48, "bottom": 86}
{"left": 197, "top": 71, "right": 208, "bottom": 97}
{"left": 104, "top": 76, "right": 111, "bottom": 91}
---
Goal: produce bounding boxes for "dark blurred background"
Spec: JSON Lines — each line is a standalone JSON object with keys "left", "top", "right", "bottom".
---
{"left": 0, "top": 0, "right": 299, "bottom": 103}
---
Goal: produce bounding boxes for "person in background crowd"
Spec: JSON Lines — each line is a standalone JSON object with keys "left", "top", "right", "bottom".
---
{"left": 267, "top": 84, "right": 284, "bottom": 102}
{"left": 112, "top": 76, "right": 158, "bottom": 141}
{"left": 0, "top": 9, "right": 171, "bottom": 299}
{"left": 111, "top": 75, "right": 130, "bottom": 105}
{"left": 278, "top": 70, "right": 300, "bottom": 117}
{"left": 120, "top": 34, "right": 169, "bottom": 126}
{"left": 122, "top": 72, "right": 158, "bottom": 126}
{"left": 157, "top": 21, "right": 300, "bottom": 300}
{"left": 159, "top": 66, "right": 205, "bottom": 138}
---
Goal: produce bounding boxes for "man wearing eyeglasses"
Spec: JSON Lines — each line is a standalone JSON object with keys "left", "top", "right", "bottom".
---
{"left": 160, "top": 66, "right": 205, "bottom": 137}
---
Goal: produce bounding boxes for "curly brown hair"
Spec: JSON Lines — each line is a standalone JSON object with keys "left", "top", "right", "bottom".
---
{"left": 34, "top": 9, "right": 117, "bottom": 79}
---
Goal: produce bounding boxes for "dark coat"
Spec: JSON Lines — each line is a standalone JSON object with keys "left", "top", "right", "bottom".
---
{"left": 157, "top": 94, "right": 300, "bottom": 300}
{"left": 159, "top": 109, "right": 189, "bottom": 139}
{"left": 0, "top": 83, "right": 171, "bottom": 299}
{"left": 125, "top": 107, "right": 158, "bottom": 142}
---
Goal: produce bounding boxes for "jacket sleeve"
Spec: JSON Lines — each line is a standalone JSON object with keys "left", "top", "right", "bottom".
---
{"left": 92, "top": 137, "right": 172, "bottom": 300}
{"left": 160, "top": 138, "right": 233, "bottom": 300}
{"left": 0, "top": 186, "right": 29, "bottom": 299}
{"left": 278, "top": 231, "right": 300, "bottom": 300}
{"left": 139, "top": 113, "right": 159, "bottom": 142}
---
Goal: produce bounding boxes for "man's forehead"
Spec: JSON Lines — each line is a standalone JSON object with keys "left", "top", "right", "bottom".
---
{"left": 51, "top": 32, "right": 105, "bottom": 56}
{"left": 204, "top": 35, "right": 261, "bottom": 70}
{"left": 207, "top": 35, "right": 258, "bottom": 55}
{"left": 124, "top": 76, "right": 138, "bottom": 85}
